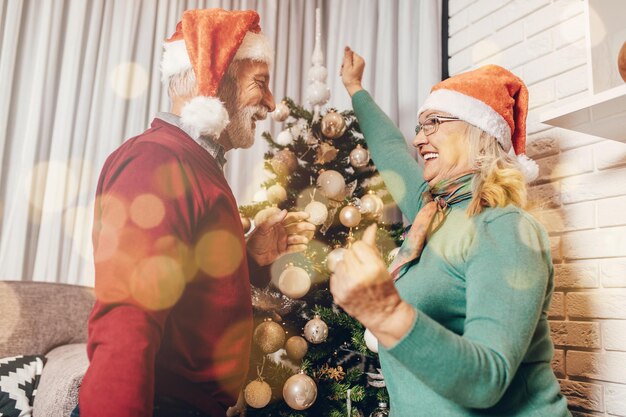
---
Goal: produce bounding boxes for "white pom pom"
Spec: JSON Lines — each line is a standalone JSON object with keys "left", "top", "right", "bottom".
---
{"left": 180, "top": 96, "right": 230, "bottom": 138}
{"left": 517, "top": 154, "right": 539, "bottom": 183}
{"left": 275, "top": 129, "right": 294, "bottom": 146}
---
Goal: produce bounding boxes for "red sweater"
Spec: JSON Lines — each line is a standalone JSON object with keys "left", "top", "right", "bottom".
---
{"left": 80, "top": 119, "right": 256, "bottom": 417}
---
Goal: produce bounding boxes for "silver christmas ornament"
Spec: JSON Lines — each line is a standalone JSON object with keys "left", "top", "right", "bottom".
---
{"left": 303, "top": 314, "right": 328, "bottom": 344}
{"left": 339, "top": 205, "right": 361, "bottom": 228}
{"left": 316, "top": 170, "right": 345, "bottom": 200}
{"left": 278, "top": 265, "right": 311, "bottom": 299}
{"left": 272, "top": 101, "right": 290, "bottom": 122}
{"left": 360, "top": 193, "right": 384, "bottom": 218}
{"left": 349, "top": 144, "right": 370, "bottom": 168}
{"left": 283, "top": 371, "right": 318, "bottom": 410}
{"left": 321, "top": 110, "right": 347, "bottom": 139}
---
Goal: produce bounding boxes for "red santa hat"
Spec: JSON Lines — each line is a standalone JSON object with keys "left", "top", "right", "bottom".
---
{"left": 160, "top": 9, "right": 273, "bottom": 138}
{"left": 418, "top": 64, "right": 539, "bottom": 182}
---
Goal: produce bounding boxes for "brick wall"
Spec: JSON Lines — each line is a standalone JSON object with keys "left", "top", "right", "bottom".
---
{"left": 449, "top": 1, "right": 626, "bottom": 416}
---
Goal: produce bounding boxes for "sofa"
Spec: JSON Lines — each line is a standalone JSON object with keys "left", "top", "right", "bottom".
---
{"left": 0, "top": 280, "right": 95, "bottom": 417}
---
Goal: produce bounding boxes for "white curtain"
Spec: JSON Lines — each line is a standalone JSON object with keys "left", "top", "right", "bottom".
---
{"left": 0, "top": 0, "right": 441, "bottom": 286}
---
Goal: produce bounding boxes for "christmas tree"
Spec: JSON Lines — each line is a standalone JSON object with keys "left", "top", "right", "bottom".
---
{"left": 236, "top": 9, "right": 402, "bottom": 417}
{"left": 238, "top": 96, "right": 403, "bottom": 417}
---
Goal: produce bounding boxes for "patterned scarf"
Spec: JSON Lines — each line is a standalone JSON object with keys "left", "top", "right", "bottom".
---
{"left": 388, "top": 172, "right": 475, "bottom": 281}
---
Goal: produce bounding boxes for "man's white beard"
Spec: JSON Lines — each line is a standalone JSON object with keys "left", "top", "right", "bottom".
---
{"left": 224, "top": 105, "right": 268, "bottom": 149}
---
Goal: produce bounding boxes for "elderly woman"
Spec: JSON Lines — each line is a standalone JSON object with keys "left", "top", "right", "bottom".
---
{"left": 330, "top": 47, "right": 571, "bottom": 416}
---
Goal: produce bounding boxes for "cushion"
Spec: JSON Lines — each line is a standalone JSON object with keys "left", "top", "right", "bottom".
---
{"left": 32, "top": 344, "right": 88, "bottom": 417}
{"left": 0, "top": 355, "right": 45, "bottom": 417}
{"left": 0, "top": 281, "right": 94, "bottom": 358}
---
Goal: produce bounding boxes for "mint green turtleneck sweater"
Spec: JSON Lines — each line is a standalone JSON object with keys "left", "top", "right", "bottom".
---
{"left": 352, "top": 90, "right": 571, "bottom": 416}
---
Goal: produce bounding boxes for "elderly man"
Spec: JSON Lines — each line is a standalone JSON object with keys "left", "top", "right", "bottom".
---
{"left": 76, "top": 9, "right": 314, "bottom": 417}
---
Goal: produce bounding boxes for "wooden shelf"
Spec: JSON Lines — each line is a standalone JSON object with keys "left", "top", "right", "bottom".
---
{"left": 540, "top": 84, "right": 626, "bottom": 143}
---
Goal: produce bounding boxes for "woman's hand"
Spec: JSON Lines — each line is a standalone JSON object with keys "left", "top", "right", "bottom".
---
{"left": 340, "top": 46, "right": 365, "bottom": 97}
{"left": 330, "top": 224, "right": 416, "bottom": 347}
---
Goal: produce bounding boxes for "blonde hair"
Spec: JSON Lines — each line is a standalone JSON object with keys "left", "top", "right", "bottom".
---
{"left": 464, "top": 123, "right": 528, "bottom": 215}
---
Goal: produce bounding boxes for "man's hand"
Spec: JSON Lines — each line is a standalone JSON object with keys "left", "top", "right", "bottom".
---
{"left": 247, "top": 210, "right": 316, "bottom": 266}
{"left": 340, "top": 46, "right": 365, "bottom": 97}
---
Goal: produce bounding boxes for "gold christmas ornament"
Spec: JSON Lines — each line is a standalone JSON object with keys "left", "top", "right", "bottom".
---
{"left": 315, "top": 142, "right": 339, "bottom": 164}
{"left": 285, "top": 336, "right": 308, "bottom": 362}
{"left": 267, "top": 184, "right": 288, "bottom": 204}
{"left": 240, "top": 214, "right": 252, "bottom": 234}
{"left": 360, "top": 192, "right": 384, "bottom": 218}
{"left": 271, "top": 149, "right": 298, "bottom": 177}
{"left": 272, "top": 100, "right": 290, "bottom": 122}
{"left": 278, "top": 265, "right": 311, "bottom": 299}
{"left": 283, "top": 371, "right": 318, "bottom": 410}
{"left": 316, "top": 170, "right": 345, "bottom": 200}
{"left": 326, "top": 247, "right": 346, "bottom": 273}
{"left": 304, "top": 201, "right": 328, "bottom": 226}
{"left": 349, "top": 144, "right": 370, "bottom": 168}
{"left": 303, "top": 314, "right": 328, "bottom": 344}
{"left": 321, "top": 109, "right": 347, "bottom": 139}
{"left": 244, "top": 379, "right": 272, "bottom": 408}
{"left": 253, "top": 318, "right": 286, "bottom": 354}
{"left": 339, "top": 205, "right": 361, "bottom": 228}
{"left": 254, "top": 206, "right": 282, "bottom": 228}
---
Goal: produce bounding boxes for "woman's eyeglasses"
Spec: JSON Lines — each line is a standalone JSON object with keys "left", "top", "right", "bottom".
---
{"left": 415, "top": 116, "right": 461, "bottom": 136}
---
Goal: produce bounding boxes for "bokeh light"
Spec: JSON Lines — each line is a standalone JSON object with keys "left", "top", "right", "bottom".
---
{"left": 130, "top": 193, "right": 166, "bottom": 229}
{"left": 195, "top": 230, "right": 244, "bottom": 278}
{"left": 110, "top": 62, "right": 149, "bottom": 99}
{"left": 154, "top": 235, "right": 198, "bottom": 282}
{"left": 130, "top": 255, "right": 185, "bottom": 310}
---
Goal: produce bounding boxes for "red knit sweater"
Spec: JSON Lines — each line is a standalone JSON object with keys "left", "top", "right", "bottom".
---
{"left": 79, "top": 119, "right": 256, "bottom": 417}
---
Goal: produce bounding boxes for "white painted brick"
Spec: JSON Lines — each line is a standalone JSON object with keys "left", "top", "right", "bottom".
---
{"left": 554, "top": 262, "right": 598, "bottom": 289}
{"left": 471, "top": 20, "right": 525, "bottom": 64}
{"left": 601, "top": 260, "right": 626, "bottom": 288}
{"left": 534, "top": 202, "right": 595, "bottom": 234}
{"left": 553, "top": 350, "right": 565, "bottom": 377}
{"left": 528, "top": 78, "right": 555, "bottom": 110}
{"left": 449, "top": 8, "right": 469, "bottom": 36}
{"left": 559, "top": 379, "right": 604, "bottom": 413}
{"left": 602, "top": 321, "right": 626, "bottom": 352}
{"left": 549, "top": 291, "right": 566, "bottom": 319}
{"left": 529, "top": 181, "right": 562, "bottom": 209}
{"left": 467, "top": 0, "right": 508, "bottom": 23}
{"left": 594, "top": 140, "right": 626, "bottom": 170}
{"left": 567, "top": 350, "right": 626, "bottom": 384}
{"left": 549, "top": 128, "right": 601, "bottom": 151}
{"left": 523, "top": 39, "right": 586, "bottom": 85}
{"left": 606, "top": 382, "right": 626, "bottom": 416}
{"left": 524, "top": 0, "right": 584, "bottom": 38}
{"left": 550, "top": 236, "right": 562, "bottom": 262}
{"left": 489, "top": 0, "right": 549, "bottom": 31}
{"left": 526, "top": 104, "right": 555, "bottom": 135}
{"left": 552, "top": 13, "right": 586, "bottom": 50}
{"left": 449, "top": 17, "right": 493, "bottom": 56}
{"left": 449, "top": 0, "right": 474, "bottom": 17}
{"left": 535, "top": 147, "right": 593, "bottom": 183}
{"left": 550, "top": 321, "right": 601, "bottom": 348}
{"left": 482, "top": 30, "right": 552, "bottom": 70}
{"left": 449, "top": 48, "right": 473, "bottom": 76}
{"left": 598, "top": 196, "right": 626, "bottom": 228}
{"left": 526, "top": 135, "right": 560, "bottom": 159}
{"left": 561, "top": 167, "right": 626, "bottom": 204}
{"left": 555, "top": 65, "right": 588, "bottom": 99}
{"left": 568, "top": 292, "right": 626, "bottom": 319}
{"left": 563, "top": 227, "right": 626, "bottom": 260}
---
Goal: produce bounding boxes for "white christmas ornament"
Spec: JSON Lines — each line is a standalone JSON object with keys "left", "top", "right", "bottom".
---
{"left": 306, "top": 8, "right": 330, "bottom": 114}
{"left": 278, "top": 265, "right": 311, "bottom": 299}
{"left": 304, "top": 314, "right": 328, "bottom": 344}
{"left": 272, "top": 101, "right": 290, "bottom": 122}
{"left": 364, "top": 328, "right": 379, "bottom": 353}
{"left": 304, "top": 201, "right": 328, "bottom": 226}
{"left": 316, "top": 170, "right": 346, "bottom": 200}
{"left": 275, "top": 129, "right": 294, "bottom": 146}
{"left": 326, "top": 247, "right": 346, "bottom": 273}
{"left": 267, "top": 184, "right": 287, "bottom": 204}
{"left": 360, "top": 193, "right": 384, "bottom": 217}
{"left": 252, "top": 189, "right": 268, "bottom": 203}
